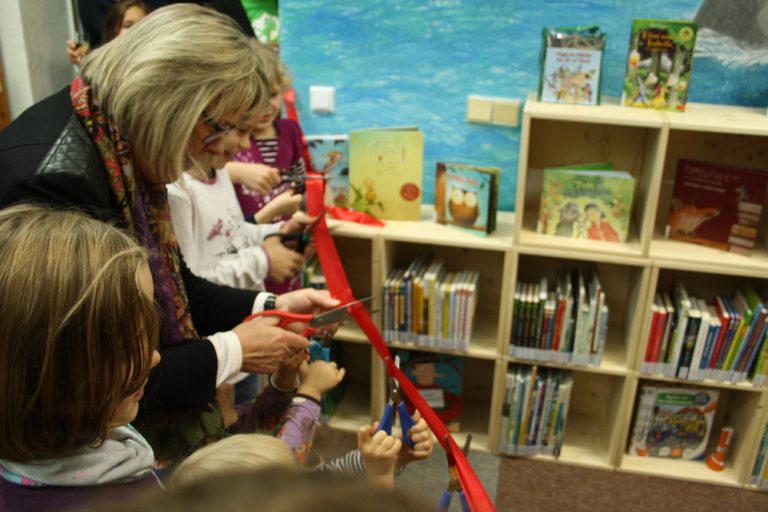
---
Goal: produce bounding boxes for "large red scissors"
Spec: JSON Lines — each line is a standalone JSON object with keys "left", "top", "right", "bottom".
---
{"left": 243, "top": 295, "right": 374, "bottom": 337}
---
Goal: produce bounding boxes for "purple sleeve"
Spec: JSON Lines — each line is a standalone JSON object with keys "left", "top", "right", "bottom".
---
{"left": 232, "top": 383, "right": 292, "bottom": 434}
{"left": 275, "top": 395, "right": 321, "bottom": 465}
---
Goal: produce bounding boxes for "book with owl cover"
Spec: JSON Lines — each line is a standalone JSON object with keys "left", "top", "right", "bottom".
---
{"left": 306, "top": 134, "right": 349, "bottom": 209}
{"left": 665, "top": 159, "right": 768, "bottom": 255}
{"left": 434, "top": 162, "right": 500, "bottom": 237}
{"left": 348, "top": 127, "right": 423, "bottom": 221}
{"left": 537, "top": 165, "right": 636, "bottom": 244}
{"left": 628, "top": 384, "right": 718, "bottom": 460}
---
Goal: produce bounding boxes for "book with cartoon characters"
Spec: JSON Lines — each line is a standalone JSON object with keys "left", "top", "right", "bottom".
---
{"left": 621, "top": 19, "right": 698, "bottom": 111}
{"left": 349, "top": 127, "right": 423, "bottom": 221}
{"left": 537, "top": 164, "right": 636, "bottom": 244}
{"left": 434, "top": 162, "right": 500, "bottom": 236}
{"left": 306, "top": 134, "right": 349, "bottom": 209}
{"left": 629, "top": 384, "right": 718, "bottom": 460}
{"left": 665, "top": 159, "right": 768, "bottom": 255}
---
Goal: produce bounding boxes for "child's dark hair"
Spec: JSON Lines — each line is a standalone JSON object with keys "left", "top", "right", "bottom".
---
{"left": 103, "top": 0, "right": 150, "bottom": 42}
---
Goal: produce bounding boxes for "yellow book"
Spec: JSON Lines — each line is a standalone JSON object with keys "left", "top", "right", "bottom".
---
{"left": 349, "top": 127, "right": 424, "bottom": 220}
{"left": 441, "top": 272, "right": 456, "bottom": 340}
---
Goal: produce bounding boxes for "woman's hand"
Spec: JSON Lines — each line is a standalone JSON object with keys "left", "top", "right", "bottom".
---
{"left": 297, "top": 360, "right": 345, "bottom": 400}
{"left": 226, "top": 161, "right": 281, "bottom": 196}
{"left": 232, "top": 315, "right": 309, "bottom": 374}
{"left": 358, "top": 423, "right": 402, "bottom": 488}
{"left": 275, "top": 288, "right": 341, "bottom": 315}
{"left": 263, "top": 237, "right": 304, "bottom": 283}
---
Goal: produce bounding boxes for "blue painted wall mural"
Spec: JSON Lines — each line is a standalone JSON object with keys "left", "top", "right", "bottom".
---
{"left": 281, "top": 0, "right": 768, "bottom": 212}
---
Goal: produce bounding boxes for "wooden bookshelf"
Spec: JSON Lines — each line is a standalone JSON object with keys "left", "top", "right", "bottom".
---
{"left": 323, "top": 99, "right": 768, "bottom": 490}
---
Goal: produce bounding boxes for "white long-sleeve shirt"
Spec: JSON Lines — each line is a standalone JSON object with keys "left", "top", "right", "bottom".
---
{"left": 167, "top": 169, "right": 281, "bottom": 291}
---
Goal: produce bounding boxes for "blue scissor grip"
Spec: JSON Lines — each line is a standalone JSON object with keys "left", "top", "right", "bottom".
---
{"left": 376, "top": 403, "right": 394, "bottom": 434}
{"left": 308, "top": 341, "right": 330, "bottom": 362}
{"left": 438, "top": 490, "right": 452, "bottom": 510}
{"left": 458, "top": 491, "right": 470, "bottom": 512}
{"left": 397, "top": 401, "right": 416, "bottom": 447}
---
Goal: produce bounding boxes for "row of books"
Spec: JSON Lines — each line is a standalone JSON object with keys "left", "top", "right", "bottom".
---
{"left": 498, "top": 365, "right": 573, "bottom": 457}
{"left": 629, "top": 384, "right": 718, "bottom": 460}
{"left": 751, "top": 423, "right": 768, "bottom": 489}
{"left": 641, "top": 282, "right": 768, "bottom": 386}
{"left": 510, "top": 266, "right": 608, "bottom": 367}
{"left": 383, "top": 253, "right": 479, "bottom": 351}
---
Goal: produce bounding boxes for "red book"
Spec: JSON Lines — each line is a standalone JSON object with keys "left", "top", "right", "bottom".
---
{"left": 666, "top": 159, "right": 768, "bottom": 252}
{"left": 649, "top": 307, "right": 668, "bottom": 366}
{"left": 551, "top": 297, "right": 566, "bottom": 352}
{"left": 645, "top": 305, "right": 661, "bottom": 363}
{"left": 709, "top": 296, "right": 731, "bottom": 369}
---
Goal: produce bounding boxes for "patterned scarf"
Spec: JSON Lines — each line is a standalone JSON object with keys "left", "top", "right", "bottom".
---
{"left": 70, "top": 76, "right": 197, "bottom": 345}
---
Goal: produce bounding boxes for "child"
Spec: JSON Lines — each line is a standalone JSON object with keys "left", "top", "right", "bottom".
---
{"left": 173, "top": 353, "right": 434, "bottom": 489}
{"left": 167, "top": 106, "right": 310, "bottom": 290}
{"left": 0, "top": 205, "right": 162, "bottom": 511}
{"left": 227, "top": 42, "right": 307, "bottom": 294}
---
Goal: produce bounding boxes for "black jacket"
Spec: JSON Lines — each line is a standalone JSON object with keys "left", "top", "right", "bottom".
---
{"left": 0, "top": 87, "right": 259, "bottom": 411}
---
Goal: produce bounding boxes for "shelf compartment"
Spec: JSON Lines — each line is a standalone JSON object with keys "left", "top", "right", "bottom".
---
{"left": 620, "top": 379, "right": 765, "bottom": 486}
{"left": 325, "top": 342, "right": 374, "bottom": 432}
{"left": 516, "top": 101, "right": 667, "bottom": 256}
{"left": 510, "top": 254, "right": 649, "bottom": 373}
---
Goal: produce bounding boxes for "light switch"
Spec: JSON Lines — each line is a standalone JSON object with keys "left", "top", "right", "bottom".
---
{"left": 467, "top": 95, "right": 493, "bottom": 123}
{"left": 310, "top": 86, "right": 335, "bottom": 113}
{"left": 492, "top": 99, "right": 520, "bottom": 127}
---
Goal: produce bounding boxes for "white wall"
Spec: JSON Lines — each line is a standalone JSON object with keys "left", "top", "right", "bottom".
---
{"left": 0, "top": 0, "right": 76, "bottom": 119}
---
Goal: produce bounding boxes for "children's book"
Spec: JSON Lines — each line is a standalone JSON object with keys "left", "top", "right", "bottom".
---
{"left": 665, "top": 159, "right": 768, "bottom": 255}
{"left": 305, "top": 134, "right": 349, "bottom": 209}
{"left": 398, "top": 350, "right": 463, "bottom": 432}
{"left": 538, "top": 25, "right": 606, "bottom": 106}
{"left": 629, "top": 384, "right": 718, "bottom": 460}
{"left": 538, "top": 165, "right": 636, "bottom": 243}
{"left": 349, "top": 127, "right": 423, "bottom": 221}
{"left": 434, "top": 162, "right": 500, "bottom": 236}
{"left": 622, "top": 19, "right": 698, "bottom": 111}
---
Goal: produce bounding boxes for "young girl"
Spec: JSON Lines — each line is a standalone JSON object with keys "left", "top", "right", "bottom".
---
{"left": 0, "top": 205, "right": 161, "bottom": 512}
{"left": 227, "top": 42, "right": 307, "bottom": 294}
{"left": 172, "top": 352, "right": 433, "bottom": 489}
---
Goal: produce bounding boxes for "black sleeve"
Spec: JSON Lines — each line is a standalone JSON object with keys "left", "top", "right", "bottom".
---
{"left": 142, "top": 340, "right": 218, "bottom": 411}
{"left": 181, "top": 254, "right": 260, "bottom": 336}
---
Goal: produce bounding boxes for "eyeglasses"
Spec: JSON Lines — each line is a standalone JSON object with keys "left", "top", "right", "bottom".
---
{"left": 200, "top": 110, "right": 233, "bottom": 145}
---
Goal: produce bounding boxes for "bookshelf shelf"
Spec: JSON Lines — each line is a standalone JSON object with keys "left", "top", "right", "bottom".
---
{"left": 323, "top": 98, "right": 768, "bottom": 489}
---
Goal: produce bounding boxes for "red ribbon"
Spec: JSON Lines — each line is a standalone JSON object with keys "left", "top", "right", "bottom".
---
{"left": 287, "top": 90, "right": 494, "bottom": 511}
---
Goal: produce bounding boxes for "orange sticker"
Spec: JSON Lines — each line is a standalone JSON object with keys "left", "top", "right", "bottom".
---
{"left": 400, "top": 183, "right": 420, "bottom": 201}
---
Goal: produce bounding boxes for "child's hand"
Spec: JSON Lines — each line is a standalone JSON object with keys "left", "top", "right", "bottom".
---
{"left": 257, "top": 189, "right": 303, "bottom": 222}
{"left": 298, "top": 360, "right": 345, "bottom": 400}
{"left": 396, "top": 410, "right": 434, "bottom": 468}
{"left": 215, "top": 383, "right": 238, "bottom": 428}
{"left": 263, "top": 237, "right": 304, "bottom": 283}
{"left": 358, "top": 423, "right": 402, "bottom": 488}
{"left": 226, "top": 162, "right": 281, "bottom": 196}
{"left": 272, "top": 348, "right": 307, "bottom": 390}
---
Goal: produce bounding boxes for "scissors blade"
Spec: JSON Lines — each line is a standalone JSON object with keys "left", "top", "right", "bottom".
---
{"left": 309, "top": 295, "right": 374, "bottom": 328}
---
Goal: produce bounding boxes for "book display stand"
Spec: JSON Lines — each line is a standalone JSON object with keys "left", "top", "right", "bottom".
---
{"left": 325, "top": 96, "right": 768, "bottom": 490}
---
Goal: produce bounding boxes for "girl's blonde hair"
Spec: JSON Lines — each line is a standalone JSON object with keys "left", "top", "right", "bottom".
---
{"left": 80, "top": 3, "right": 270, "bottom": 183}
{"left": 0, "top": 205, "right": 159, "bottom": 462}
{"left": 251, "top": 39, "right": 292, "bottom": 91}
{"left": 171, "top": 434, "right": 295, "bottom": 487}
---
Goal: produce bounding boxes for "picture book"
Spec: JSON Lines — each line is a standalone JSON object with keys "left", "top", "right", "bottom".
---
{"left": 622, "top": 19, "right": 698, "bottom": 111}
{"left": 665, "top": 159, "right": 768, "bottom": 255}
{"left": 434, "top": 162, "right": 500, "bottom": 236}
{"left": 538, "top": 25, "right": 606, "bottom": 106}
{"left": 305, "top": 134, "right": 349, "bottom": 209}
{"left": 537, "top": 166, "right": 636, "bottom": 244}
{"left": 397, "top": 350, "right": 463, "bottom": 432}
{"left": 349, "top": 127, "right": 423, "bottom": 221}
{"left": 629, "top": 384, "right": 718, "bottom": 460}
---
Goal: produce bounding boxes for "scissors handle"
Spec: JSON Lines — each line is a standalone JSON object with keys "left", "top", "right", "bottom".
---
{"left": 244, "top": 310, "right": 317, "bottom": 337}
{"left": 458, "top": 491, "right": 470, "bottom": 512}
{"left": 397, "top": 401, "right": 416, "bottom": 448}
{"left": 438, "top": 490, "right": 452, "bottom": 510}
{"left": 308, "top": 340, "right": 330, "bottom": 362}
{"left": 376, "top": 403, "right": 395, "bottom": 435}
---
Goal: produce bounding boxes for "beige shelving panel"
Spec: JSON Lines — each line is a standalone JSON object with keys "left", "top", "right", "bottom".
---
{"left": 324, "top": 98, "right": 768, "bottom": 487}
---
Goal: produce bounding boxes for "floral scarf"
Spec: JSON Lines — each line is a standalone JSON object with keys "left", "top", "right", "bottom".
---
{"left": 70, "top": 76, "right": 196, "bottom": 345}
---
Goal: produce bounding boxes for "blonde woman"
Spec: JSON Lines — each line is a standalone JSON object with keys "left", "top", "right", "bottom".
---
{"left": 0, "top": 4, "right": 339, "bottom": 462}
{"left": 0, "top": 205, "right": 161, "bottom": 511}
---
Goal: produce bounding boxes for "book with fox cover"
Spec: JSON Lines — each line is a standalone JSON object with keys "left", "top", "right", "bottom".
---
{"left": 666, "top": 159, "right": 768, "bottom": 255}
{"left": 349, "top": 127, "right": 423, "bottom": 221}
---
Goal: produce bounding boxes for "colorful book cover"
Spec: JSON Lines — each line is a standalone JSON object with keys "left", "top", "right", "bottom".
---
{"left": 306, "top": 134, "right": 349, "bottom": 209}
{"left": 665, "top": 159, "right": 768, "bottom": 254}
{"left": 397, "top": 350, "right": 463, "bottom": 433}
{"left": 632, "top": 385, "right": 718, "bottom": 460}
{"left": 622, "top": 19, "right": 698, "bottom": 111}
{"left": 434, "top": 162, "right": 500, "bottom": 236}
{"left": 349, "top": 127, "right": 423, "bottom": 221}
{"left": 537, "top": 167, "right": 636, "bottom": 243}
{"left": 538, "top": 25, "right": 606, "bottom": 106}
